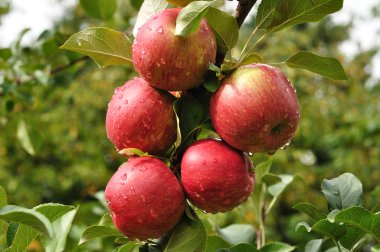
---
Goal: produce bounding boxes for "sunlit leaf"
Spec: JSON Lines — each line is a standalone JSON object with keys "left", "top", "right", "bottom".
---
{"left": 80, "top": 0, "right": 117, "bottom": 20}
{"left": 133, "top": 0, "right": 168, "bottom": 37}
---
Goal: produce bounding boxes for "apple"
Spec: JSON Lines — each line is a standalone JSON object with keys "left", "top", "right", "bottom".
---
{"left": 105, "top": 157, "right": 185, "bottom": 240}
{"left": 181, "top": 139, "right": 254, "bottom": 213}
{"left": 132, "top": 8, "right": 217, "bottom": 91}
{"left": 106, "top": 77, "right": 177, "bottom": 155}
{"left": 210, "top": 64, "right": 300, "bottom": 154}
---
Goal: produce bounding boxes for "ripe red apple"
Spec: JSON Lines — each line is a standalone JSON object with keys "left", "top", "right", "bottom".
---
{"left": 181, "top": 139, "right": 254, "bottom": 213}
{"left": 105, "top": 157, "right": 185, "bottom": 240}
{"left": 210, "top": 64, "right": 300, "bottom": 154}
{"left": 106, "top": 77, "right": 176, "bottom": 155}
{"left": 132, "top": 8, "right": 217, "bottom": 91}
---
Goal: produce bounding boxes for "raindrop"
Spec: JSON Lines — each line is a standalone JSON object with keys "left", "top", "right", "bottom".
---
{"left": 118, "top": 93, "right": 124, "bottom": 100}
{"left": 248, "top": 152, "right": 253, "bottom": 156}
{"left": 152, "top": 15, "right": 158, "bottom": 20}
{"left": 121, "top": 173, "right": 127, "bottom": 181}
{"left": 77, "top": 40, "right": 82, "bottom": 46}
{"left": 124, "top": 100, "right": 128, "bottom": 105}
{"left": 201, "top": 160, "right": 207, "bottom": 165}
{"left": 117, "top": 106, "right": 121, "bottom": 111}
{"left": 202, "top": 210, "right": 208, "bottom": 214}
{"left": 156, "top": 26, "right": 164, "bottom": 34}
{"left": 114, "top": 87, "right": 121, "bottom": 94}
{"left": 130, "top": 187, "right": 136, "bottom": 195}
{"left": 212, "top": 158, "right": 218, "bottom": 164}
{"left": 139, "top": 166, "right": 147, "bottom": 172}
{"left": 120, "top": 182, "right": 125, "bottom": 185}
{"left": 280, "top": 141, "right": 291, "bottom": 150}
{"left": 160, "top": 58, "right": 166, "bottom": 65}
{"left": 123, "top": 194, "right": 128, "bottom": 199}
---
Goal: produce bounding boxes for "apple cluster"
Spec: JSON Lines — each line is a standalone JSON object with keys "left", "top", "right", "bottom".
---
{"left": 104, "top": 8, "right": 299, "bottom": 241}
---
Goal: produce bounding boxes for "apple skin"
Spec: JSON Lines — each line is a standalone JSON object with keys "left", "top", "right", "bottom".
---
{"left": 181, "top": 139, "right": 254, "bottom": 213}
{"left": 106, "top": 77, "right": 176, "bottom": 154}
{"left": 210, "top": 64, "right": 300, "bottom": 154}
{"left": 105, "top": 157, "right": 185, "bottom": 240}
{"left": 132, "top": 8, "right": 217, "bottom": 91}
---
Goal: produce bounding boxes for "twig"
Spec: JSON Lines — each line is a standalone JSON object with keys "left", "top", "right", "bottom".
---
{"left": 215, "top": 0, "right": 258, "bottom": 66}
{"left": 50, "top": 56, "right": 89, "bottom": 75}
{"left": 235, "top": 0, "right": 258, "bottom": 28}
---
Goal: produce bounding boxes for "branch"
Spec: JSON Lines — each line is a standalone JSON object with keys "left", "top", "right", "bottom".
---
{"left": 235, "top": 0, "right": 258, "bottom": 28}
{"left": 50, "top": 56, "right": 89, "bottom": 75}
{"left": 215, "top": 0, "right": 258, "bottom": 66}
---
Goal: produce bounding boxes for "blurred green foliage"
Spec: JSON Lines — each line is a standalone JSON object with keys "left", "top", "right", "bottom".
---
{"left": 0, "top": 0, "right": 379, "bottom": 250}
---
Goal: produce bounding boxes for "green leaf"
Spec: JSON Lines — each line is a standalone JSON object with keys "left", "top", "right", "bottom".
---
{"left": 267, "top": 174, "right": 297, "bottom": 198}
{"left": 80, "top": 0, "right": 117, "bottom": 20}
{"left": 205, "top": 7, "right": 239, "bottom": 53}
{"left": 255, "top": 159, "right": 272, "bottom": 182}
{"left": 79, "top": 213, "right": 122, "bottom": 245}
{"left": 333, "top": 206, "right": 380, "bottom": 242}
{"left": 293, "top": 203, "right": 327, "bottom": 222}
{"left": 43, "top": 207, "right": 78, "bottom": 252}
{"left": 4, "top": 225, "right": 38, "bottom": 252}
{"left": 286, "top": 51, "right": 348, "bottom": 80}
{"left": 205, "top": 236, "right": 230, "bottom": 252}
{"left": 94, "top": 191, "right": 108, "bottom": 209}
{"left": 203, "top": 77, "right": 220, "bottom": 93}
{"left": 321, "top": 173, "right": 363, "bottom": 210}
{"left": 304, "top": 239, "right": 323, "bottom": 252}
{"left": 240, "top": 53, "right": 262, "bottom": 65}
{"left": 295, "top": 220, "right": 346, "bottom": 241}
{"left": 339, "top": 226, "right": 366, "bottom": 250}
{"left": 175, "top": 1, "right": 214, "bottom": 37}
{"left": 217, "top": 224, "right": 255, "bottom": 246}
{"left": 162, "top": 216, "right": 207, "bottom": 252}
{"left": 221, "top": 59, "right": 239, "bottom": 72}
{"left": 61, "top": 27, "right": 133, "bottom": 68}
{"left": 0, "top": 205, "right": 53, "bottom": 238}
{"left": 173, "top": 102, "right": 182, "bottom": 148}
{"left": 372, "top": 245, "right": 380, "bottom": 252}
{"left": 6, "top": 223, "right": 18, "bottom": 246}
{"left": 17, "top": 119, "right": 35, "bottom": 156}
{"left": 267, "top": 0, "right": 344, "bottom": 33}
{"left": 133, "top": 0, "right": 168, "bottom": 37}
{"left": 255, "top": 0, "right": 280, "bottom": 30}
{"left": 0, "top": 186, "right": 6, "bottom": 207}
{"left": 260, "top": 242, "right": 296, "bottom": 252}
{"left": 113, "top": 242, "right": 138, "bottom": 252}
{"left": 35, "top": 203, "right": 76, "bottom": 222}
{"left": 217, "top": 243, "right": 257, "bottom": 252}
{"left": 118, "top": 148, "right": 147, "bottom": 157}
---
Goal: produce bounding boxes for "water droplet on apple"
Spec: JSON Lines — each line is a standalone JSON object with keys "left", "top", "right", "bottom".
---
{"left": 156, "top": 26, "right": 164, "bottom": 34}
{"left": 117, "top": 106, "right": 121, "bottom": 111}
{"left": 202, "top": 210, "right": 208, "bottom": 214}
{"left": 139, "top": 166, "right": 147, "bottom": 172}
{"left": 130, "top": 186, "right": 136, "bottom": 195}
{"left": 123, "top": 194, "right": 128, "bottom": 199}
{"left": 121, "top": 173, "right": 127, "bottom": 181}
{"left": 248, "top": 152, "right": 253, "bottom": 156}
{"left": 120, "top": 182, "right": 125, "bottom": 185}
{"left": 212, "top": 158, "right": 218, "bottom": 164}
{"left": 124, "top": 100, "right": 128, "bottom": 105}
{"left": 202, "top": 160, "right": 207, "bottom": 165}
{"left": 152, "top": 15, "right": 158, "bottom": 20}
{"left": 114, "top": 87, "right": 121, "bottom": 94}
{"left": 160, "top": 58, "right": 166, "bottom": 65}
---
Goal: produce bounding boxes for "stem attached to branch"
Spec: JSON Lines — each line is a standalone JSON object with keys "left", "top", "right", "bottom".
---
{"left": 215, "top": 0, "right": 258, "bottom": 66}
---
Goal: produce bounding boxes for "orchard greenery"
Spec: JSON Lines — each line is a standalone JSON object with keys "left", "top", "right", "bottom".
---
{"left": 1, "top": 0, "right": 379, "bottom": 252}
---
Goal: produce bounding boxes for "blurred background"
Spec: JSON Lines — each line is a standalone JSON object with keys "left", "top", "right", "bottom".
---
{"left": 0, "top": 0, "right": 380, "bottom": 251}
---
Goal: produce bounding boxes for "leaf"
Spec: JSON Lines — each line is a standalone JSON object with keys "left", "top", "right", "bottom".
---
{"left": 162, "top": 217, "right": 206, "bottom": 252}
{"left": 333, "top": 206, "right": 380, "bottom": 242}
{"left": 61, "top": 27, "right": 133, "bottom": 68}
{"left": 372, "top": 245, "right": 380, "bottom": 252}
{"left": 203, "top": 77, "right": 220, "bottom": 93}
{"left": 304, "top": 239, "right": 323, "bottom": 252}
{"left": 260, "top": 242, "right": 296, "bottom": 252}
{"left": 0, "top": 186, "right": 6, "bottom": 207}
{"left": 339, "top": 226, "right": 366, "bottom": 250}
{"left": 255, "top": 0, "right": 280, "bottom": 30}
{"left": 133, "top": 0, "right": 168, "bottom": 37}
{"left": 205, "top": 7, "right": 239, "bottom": 53}
{"left": 94, "top": 191, "right": 108, "bottom": 209}
{"left": 311, "top": 219, "right": 346, "bottom": 240}
{"left": 217, "top": 224, "right": 255, "bottom": 246}
{"left": 4, "top": 225, "right": 38, "bottom": 252}
{"left": 205, "top": 236, "right": 230, "bottom": 252}
{"left": 255, "top": 159, "right": 272, "bottom": 182}
{"left": 113, "top": 242, "right": 138, "bottom": 252}
{"left": 6, "top": 223, "right": 18, "bottom": 246}
{"left": 118, "top": 148, "right": 147, "bottom": 157}
{"left": 0, "top": 205, "right": 53, "bottom": 238}
{"left": 35, "top": 203, "right": 76, "bottom": 222}
{"left": 293, "top": 203, "right": 326, "bottom": 222}
{"left": 173, "top": 102, "right": 182, "bottom": 148}
{"left": 267, "top": 174, "right": 297, "bottom": 198}
{"left": 43, "top": 207, "right": 78, "bottom": 252}
{"left": 17, "top": 119, "right": 35, "bottom": 156}
{"left": 79, "top": 213, "right": 122, "bottom": 245}
{"left": 267, "top": 0, "right": 344, "bottom": 33}
{"left": 240, "top": 53, "right": 262, "bottom": 65}
{"left": 80, "top": 0, "right": 117, "bottom": 20}
{"left": 286, "top": 52, "right": 348, "bottom": 80}
{"left": 321, "top": 173, "right": 363, "bottom": 210}
{"left": 175, "top": 1, "right": 214, "bottom": 37}
{"left": 216, "top": 243, "right": 258, "bottom": 252}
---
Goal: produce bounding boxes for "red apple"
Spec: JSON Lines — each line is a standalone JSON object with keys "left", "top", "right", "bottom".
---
{"left": 132, "top": 8, "right": 217, "bottom": 91}
{"left": 181, "top": 139, "right": 254, "bottom": 213}
{"left": 210, "top": 64, "right": 300, "bottom": 154}
{"left": 105, "top": 157, "right": 185, "bottom": 240}
{"left": 106, "top": 77, "right": 176, "bottom": 154}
